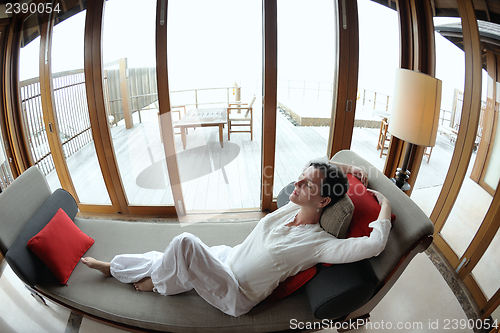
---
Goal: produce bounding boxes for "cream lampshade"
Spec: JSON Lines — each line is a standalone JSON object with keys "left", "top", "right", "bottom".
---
{"left": 388, "top": 68, "right": 442, "bottom": 191}
{"left": 389, "top": 68, "right": 441, "bottom": 147}
{"left": 389, "top": 68, "right": 442, "bottom": 146}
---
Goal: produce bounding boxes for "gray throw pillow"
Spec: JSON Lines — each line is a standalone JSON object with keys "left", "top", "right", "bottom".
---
{"left": 319, "top": 195, "right": 354, "bottom": 239}
{"left": 5, "top": 189, "right": 78, "bottom": 286}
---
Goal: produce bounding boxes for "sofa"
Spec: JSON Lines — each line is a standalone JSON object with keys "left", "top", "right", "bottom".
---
{"left": 0, "top": 150, "right": 434, "bottom": 332}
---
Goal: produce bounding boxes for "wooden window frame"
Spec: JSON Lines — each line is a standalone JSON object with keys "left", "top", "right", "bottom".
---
{"left": 328, "top": 0, "right": 359, "bottom": 158}
{"left": 431, "top": 0, "right": 483, "bottom": 267}
{"left": 261, "top": 0, "right": 278, "bottom": 212}
{"left": 38, "top": 8, "right": 79, "bottom": 203}
{"left": 383, "top": 0, "right": 436, "bottom": 195}
{"left": 471, "top": 49, "right": 500, "bottom": 196}
{"left": 84, "top": 0, "right": 129, "bottom": 214}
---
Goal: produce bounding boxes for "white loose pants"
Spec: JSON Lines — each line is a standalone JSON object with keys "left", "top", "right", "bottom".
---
{"left": 109, "top": 232, "right": 257, "bottom": 317}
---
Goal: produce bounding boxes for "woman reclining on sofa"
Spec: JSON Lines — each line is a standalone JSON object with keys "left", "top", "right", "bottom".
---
{"left": 82, "top": 161, "right": 392, "bottom": 317}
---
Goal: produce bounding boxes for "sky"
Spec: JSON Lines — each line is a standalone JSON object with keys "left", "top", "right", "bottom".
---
{"left": 18, "top": 0, "right": 483, "bottom": 113}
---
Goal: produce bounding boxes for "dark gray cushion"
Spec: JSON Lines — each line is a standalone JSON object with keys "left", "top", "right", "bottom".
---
{"left": 305, "top": 260, "right": 377, "bottom": 319}
{"left": 5, "top": 189, "right": 78, "bottom": 287}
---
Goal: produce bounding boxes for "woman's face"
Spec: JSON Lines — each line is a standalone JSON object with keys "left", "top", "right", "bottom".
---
{"left": 289, "top": 166, "right": 328, "bottom": 209}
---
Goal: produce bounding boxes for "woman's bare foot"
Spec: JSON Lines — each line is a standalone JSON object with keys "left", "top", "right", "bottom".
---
{"left": 80, "top": 257, "right": 111, "bottom": 277}
{"left": 133, "top": 277, "right": 154, "bottom": 292}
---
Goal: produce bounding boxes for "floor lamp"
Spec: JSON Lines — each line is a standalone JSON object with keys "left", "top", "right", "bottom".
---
{"left": 388, "top": 69, "right": 442, "bottom": 191}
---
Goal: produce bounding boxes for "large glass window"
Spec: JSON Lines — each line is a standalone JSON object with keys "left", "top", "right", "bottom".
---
{"left": 0, "top": 71, "right": 12, "bottom": 191}
{"left": 102, "top": 0, "right": 172, "bottom": 206}
{"left": 483, "top": 106, "right": 500, "bottom": 190}
{"left": 352, "top": 0, "right": 399, "bottom": 172}
{"left": 472, "top": 228, "right": 500, "bottom": 300}
{"left": 51, "top": 8, "right": 111, "bottom": 204}
{"left": 411, "top": 15, "right": 466, "bottom": 217}
{"left": 167, "top": 0, "right": 262, "bottom": 211}
{"left": 274, "top": 0, "right": 335, "bottom": 196}
{"left": 19, "top": 14, "right": 61, "bottom": 191}
{"left": 0, "top": 144, "right": 9, "bottom": 192}
{"left": 420, "top": 16, "right": 492, "bottom": 258}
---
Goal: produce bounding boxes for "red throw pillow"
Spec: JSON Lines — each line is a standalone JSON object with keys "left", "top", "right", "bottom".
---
{"left": 265, "top": 266, "right": 317, "bottom": 302}
{"left": 266, "top": 174, "right": 396, "bottom": 301}
{"left": 346, "top": 174, "right": 396, "bottom": 238}
{"left": 27, "top": 208, "right": 94, "bottom": 285}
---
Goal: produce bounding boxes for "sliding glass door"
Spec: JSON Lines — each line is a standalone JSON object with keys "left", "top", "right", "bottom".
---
{"left": 167, "top": 0, "right": 262, "bottom": 213}
{"left": 101, "top": 0, "right": 173, "bottom": 206}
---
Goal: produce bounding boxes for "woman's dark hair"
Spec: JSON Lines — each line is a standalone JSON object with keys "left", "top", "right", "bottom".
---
{"left": 310, "top": 162, "right": 349, "bottom": 207}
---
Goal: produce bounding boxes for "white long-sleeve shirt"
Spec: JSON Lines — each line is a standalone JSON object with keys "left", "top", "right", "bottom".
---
{"left": 226, "top": 201, "right": 391, "bottom": 302}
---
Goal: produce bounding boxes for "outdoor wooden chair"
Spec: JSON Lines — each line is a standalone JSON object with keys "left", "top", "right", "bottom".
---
{"left": 227, "top": 95, "right": 256, "bottom": 141}
{"left": 377, "top": 117, "right": 391, "bottom": 157}
{"left": 171, "top": 105, "right": 187, "bottom": 136}
{"left": 157, "top": 105, "right": 187, "bottom": 143}
{"left": 423, "top": 146, "right": 433, "bottom": 163}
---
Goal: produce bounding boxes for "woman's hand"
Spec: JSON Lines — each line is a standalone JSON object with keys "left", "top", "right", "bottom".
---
{"left": 350, "top": 166, "right": 368, "bottom": 187}
{"left": 367, "top": 189, "right": 391, "bottom": 222}
{"left": 367, "top": 189, "right": 388, "bottom": 206}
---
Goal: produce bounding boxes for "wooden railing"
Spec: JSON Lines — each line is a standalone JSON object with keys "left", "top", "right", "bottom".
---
{"left": 19, "top": 69, "right": 93, "bottom": 176}
{"left": 18, "top": 63, "right": 162, "bottom": 176}
{"left": 169, "top": 86, "right": 241, "bottom": 110}
{"left": 52, "top": 70, "right": 93, "bottom": 160}
{"left": 103, "top": 59, "right": 158, "bottom": 126}
{"left": 359, "top": 88, "right": 391, "bottom": 112}
{"left": 0, "top": 162, "right": 12, "bottom": 191}
{"left": 20, "top": 76, "right": 53, "bottom": 175}
{"left": 277, "top": 79, "right": 333, "bottom": 102}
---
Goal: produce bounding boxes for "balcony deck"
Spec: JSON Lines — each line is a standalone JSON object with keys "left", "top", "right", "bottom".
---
{"left": 46, "top": 107, "right": 380, "bottom": 210}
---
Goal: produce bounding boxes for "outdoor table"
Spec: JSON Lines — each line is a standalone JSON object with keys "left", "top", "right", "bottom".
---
{"left": 174, "top": 108, "right": 227, "bottom": 149}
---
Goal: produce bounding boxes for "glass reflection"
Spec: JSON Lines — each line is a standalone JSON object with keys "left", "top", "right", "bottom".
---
{"left": 102, "top": 0, "right": 173, "bottom": 206}
{"left": 352, "top": 0, "right": 399, "bottom": 172}
{"left": 274, "top": 0, "right": 335, "bottom": 197}
{"left": 472, "top": 227, "right": 500, "bottom": 300}
{"left": 19, "top": 14, "right": 61, "bottom": 191}
{"left": 51, "top": 9, "right": 111, "bottom": 204}
{"left": 411, "top": 15, "right": 466, "bottom": 217}
{"left": 167, "top": 0, "right": 262, "bottom": 211}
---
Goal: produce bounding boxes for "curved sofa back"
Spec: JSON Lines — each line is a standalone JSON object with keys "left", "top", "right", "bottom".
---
{"left": 0, "top": 167, "right": 51, "bottom": 254}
